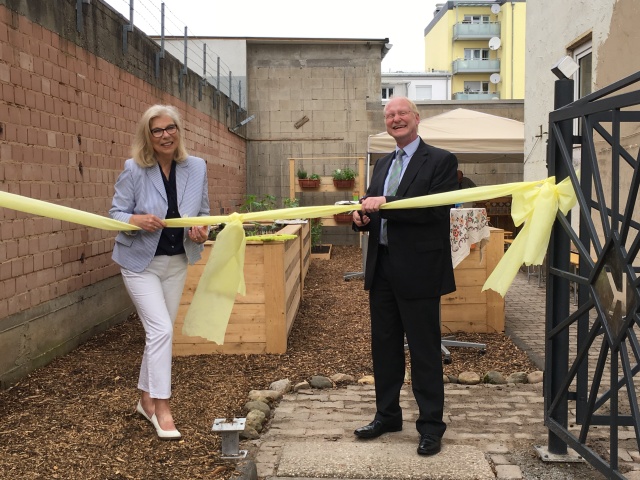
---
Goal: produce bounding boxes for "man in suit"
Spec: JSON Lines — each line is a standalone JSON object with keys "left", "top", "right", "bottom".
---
{"left": 352, "top": 97, "right": 458, "bottom": 456}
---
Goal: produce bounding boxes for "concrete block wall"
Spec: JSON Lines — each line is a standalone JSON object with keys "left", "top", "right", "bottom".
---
{"left": 0, "top": 0, "right": 246, "bottom": 387}
{"left": 245, "top": 41, "right": 387, "bottom": 245}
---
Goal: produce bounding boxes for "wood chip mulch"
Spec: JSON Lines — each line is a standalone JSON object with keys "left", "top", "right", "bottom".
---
{"left": 0, "top": 245, "right": 536, "bottom": 479}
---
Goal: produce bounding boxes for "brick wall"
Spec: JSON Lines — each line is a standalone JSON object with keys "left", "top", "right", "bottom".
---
{"left": 0, "top": 0, "right": 246, "bottom": 386}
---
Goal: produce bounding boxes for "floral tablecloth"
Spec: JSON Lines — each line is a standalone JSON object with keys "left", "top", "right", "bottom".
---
{"left": 450, "top": 207, "right": 491, "bottom": 269}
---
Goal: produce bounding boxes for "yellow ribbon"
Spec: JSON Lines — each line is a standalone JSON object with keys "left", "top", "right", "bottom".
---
{"left": 482, "top": 176, "right": 576, "bottom": 296}
{"left": 0, "top": 190, "right": 136, "bottom": 231}
{"left": 182, "top": 215, "right": 247, "bottom": 344}
{"left": 0, "top": 176, "right": 577, "bottom": 342}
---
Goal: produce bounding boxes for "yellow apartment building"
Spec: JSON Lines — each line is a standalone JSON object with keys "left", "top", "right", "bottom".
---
{"left": 424, "top": 0, "right": 526, "bottom": 100}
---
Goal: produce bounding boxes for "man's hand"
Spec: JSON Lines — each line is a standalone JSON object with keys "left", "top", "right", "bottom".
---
{"left": 360, "top": 196, "right": 387, "bottom": 213}
{"left": 353, "top": 196, "right": 387, "bottom": 226}
{"left": 352, "top": 210, "right": 369, "bottom": 227}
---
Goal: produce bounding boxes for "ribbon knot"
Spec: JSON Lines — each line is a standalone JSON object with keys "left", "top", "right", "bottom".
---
{"left": 483, "top": 176, "right": 576, "bottom": 295}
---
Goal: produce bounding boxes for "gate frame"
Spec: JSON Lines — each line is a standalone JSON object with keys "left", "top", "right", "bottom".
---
{"left": 545, "top": 70, "right": 640, "bottom": 478}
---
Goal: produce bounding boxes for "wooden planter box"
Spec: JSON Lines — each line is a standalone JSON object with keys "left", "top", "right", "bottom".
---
{"left": 173, "top": 222, "right": 311, "bottom": 355}
{"left": 440, "top": 228, "right": 505, "bottom": 333}
{"left": 310, "top": 244, "right": 332, "bottom": 260}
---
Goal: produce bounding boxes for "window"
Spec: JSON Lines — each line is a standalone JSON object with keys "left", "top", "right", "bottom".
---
{"left": 382, "top": 87, "right": 394, "bottom": 100}
{"left": 463, "top": 15, "right": 490, "bottom": 24}
{"left": 572, "top": 40, "right": 592, "bottom": 135}
{"left": 415, "top": 85, "right": 432, "bottom": 100}
{"left": 573, "top": 41, "right": 592, "bottom": 99}
{"left": 464, "top": 48, "right": 490, "bottom": 60}
{"left": 463, "top": 81, "right": 489, "bottom": 93}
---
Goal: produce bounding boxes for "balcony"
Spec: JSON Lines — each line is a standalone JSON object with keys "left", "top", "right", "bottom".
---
{"left": 454, "top": 92, "right": 501, "bottom": 101}
{"left": 453, "top": 22, "right": 500, "bottom": 40}
{"left": 452, "top": 58, "right": 500, "bottom": 74}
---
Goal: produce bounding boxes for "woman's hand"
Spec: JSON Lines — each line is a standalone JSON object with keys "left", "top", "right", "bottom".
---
{"left": 188, "top": 225, "right": 209, "bottom": 244}
{"left": 129, "top": 214, "right": 167, "bottom": 232}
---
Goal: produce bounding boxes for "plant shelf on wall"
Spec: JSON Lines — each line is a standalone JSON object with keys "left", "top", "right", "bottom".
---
{"left": 288, "top": 157, "right": 366, "bottom": 227}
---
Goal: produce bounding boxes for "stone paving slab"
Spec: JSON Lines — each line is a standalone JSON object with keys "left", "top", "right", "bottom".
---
{"left": 275, "top": 441, "right": 494, "bottom": 480}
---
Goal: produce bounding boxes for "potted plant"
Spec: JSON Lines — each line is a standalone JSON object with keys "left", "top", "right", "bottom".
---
{"left": 332, "top": 167, "right": 356, "bottom": 188}
{"left": 298, "top": 169, "right": 321, "bottom": 188}
{"left": 238, "top": 193, "right": 276, "bottom": 213}
{"left": 283, "top": 197, "right": 299, "bottom": 208}
{"left": 310, "top": 218, "right": 331, "bottom": 259}
{"left": 333, "top": 212, "right": 354, "bottom": 223}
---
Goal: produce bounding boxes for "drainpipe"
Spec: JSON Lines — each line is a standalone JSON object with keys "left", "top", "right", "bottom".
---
{"left": 511, "top": 1, "right": 515, "bottom": 99}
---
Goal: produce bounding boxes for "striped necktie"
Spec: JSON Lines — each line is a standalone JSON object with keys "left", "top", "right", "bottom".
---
{"left": 381, "top": 149, "right": 404, "bottom": 245}
{"left": 386, "top": 148, "right": 404, "bottom": 196}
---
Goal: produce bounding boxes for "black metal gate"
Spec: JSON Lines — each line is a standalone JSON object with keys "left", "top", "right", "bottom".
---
{"left": 545, "top": 71, "right": 640, "bottom": 478}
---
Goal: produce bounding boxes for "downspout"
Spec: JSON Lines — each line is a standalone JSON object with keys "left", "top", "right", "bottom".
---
{"left": 511, "top": 1, "right": 515, "bottom": 99}
{"left": 452, "top": 3, "right": 458, "bottom": 99}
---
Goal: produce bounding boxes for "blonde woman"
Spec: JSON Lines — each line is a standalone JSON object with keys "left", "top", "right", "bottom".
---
{"left": 110, "top": 105, "right": 210, "bottom": 440}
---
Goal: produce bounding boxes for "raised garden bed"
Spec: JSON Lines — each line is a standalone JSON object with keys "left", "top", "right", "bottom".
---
{"left": 173, "top": 222, "right": 311, "bottom": 355}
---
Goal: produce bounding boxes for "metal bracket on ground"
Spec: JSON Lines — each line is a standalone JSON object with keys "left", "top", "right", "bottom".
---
{"left": 534, "top": 445, "right": 584, "bottom": 463}
{"left": 212, "top": 418, "right": 248, "bottom": 459}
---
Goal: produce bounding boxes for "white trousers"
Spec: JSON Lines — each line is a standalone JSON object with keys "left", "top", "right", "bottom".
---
{"left": 121, "top": 254, "right": 188, "bottom": 399}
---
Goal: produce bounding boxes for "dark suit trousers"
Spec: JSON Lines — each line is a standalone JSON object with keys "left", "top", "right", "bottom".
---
{"left": 369, "top": 247, "right": 446, "bottom": 437}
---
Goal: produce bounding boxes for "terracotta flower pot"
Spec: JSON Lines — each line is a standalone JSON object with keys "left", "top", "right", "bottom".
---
{"left": 298, "top": 178, "right": 321, "bottom": 188}
{"left": 333, "top": 179, "right": 354, "bottom": 189}
{"left": 333, "top": 213, "right": 353, "bottom": 223}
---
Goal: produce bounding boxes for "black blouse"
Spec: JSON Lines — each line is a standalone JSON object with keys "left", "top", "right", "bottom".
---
{"left": 155, "top": 161, "right": 186, "bottom": 257}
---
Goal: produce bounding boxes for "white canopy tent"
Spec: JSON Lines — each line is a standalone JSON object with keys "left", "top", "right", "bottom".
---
{"left": 367, "top": 108, "right": 525, "bottom": 164}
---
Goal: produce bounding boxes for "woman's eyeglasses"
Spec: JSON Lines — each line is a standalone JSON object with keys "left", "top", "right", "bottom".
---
{"left": 150, "top": 124, "right": 178, "bottom": 137}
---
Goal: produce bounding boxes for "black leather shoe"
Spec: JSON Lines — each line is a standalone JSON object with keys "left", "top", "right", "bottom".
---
{"left": 354, "top": 420, "right": 402, "bottom": 439}
{"left": 417, "top": 433, "right": 442, "bottom": 456}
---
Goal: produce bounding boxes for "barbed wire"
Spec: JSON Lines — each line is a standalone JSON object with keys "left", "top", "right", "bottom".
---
{"left": 100, "top": 0, "right": 245, "bottom": 108}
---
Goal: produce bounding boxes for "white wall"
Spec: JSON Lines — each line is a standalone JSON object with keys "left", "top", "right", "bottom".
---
{"left": 382, "top": 74, "right": 450, "bottom": 101}
{"left": 524, "top": 0, "right": 615, "bottom": 181}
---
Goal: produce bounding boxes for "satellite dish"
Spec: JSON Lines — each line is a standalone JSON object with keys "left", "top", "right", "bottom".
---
{"left": 490, "top": 73, "right": 501, "bottom": 84}
{"left": 488, "top": 37, "right": 501, "bottom": 50}
{"left": 491, "top": 3, "right": 501, "bottom": 14}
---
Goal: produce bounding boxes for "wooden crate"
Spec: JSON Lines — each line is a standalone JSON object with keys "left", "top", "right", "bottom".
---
{"left": 441, "top": 228, "right": 505, "bottom": 333}
{"left": 173, "top": 222, "right": 310, "bottom": 355}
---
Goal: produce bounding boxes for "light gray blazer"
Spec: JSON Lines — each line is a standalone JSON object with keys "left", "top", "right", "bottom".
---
{"left": 110, "top": 156, "right": 210, "bottom": 273}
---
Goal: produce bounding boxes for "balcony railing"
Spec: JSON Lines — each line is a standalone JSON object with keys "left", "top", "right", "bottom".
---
{"left": 454, "top": 92, "right": 501, "bottom": 101}
{"left": 453, "top": 22, "right": 500, "bottom": 40}
{"left": 452, "top": 58, "right": 500, "bottom": 74}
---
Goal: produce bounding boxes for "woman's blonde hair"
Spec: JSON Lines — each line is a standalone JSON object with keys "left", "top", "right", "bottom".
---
{"left": 131, "top": 105, "right": 189, "bottom": 167}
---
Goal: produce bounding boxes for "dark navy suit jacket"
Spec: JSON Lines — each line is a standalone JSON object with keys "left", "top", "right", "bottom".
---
{"left": 357, "top": 138, "right": 458, "bottom": 299}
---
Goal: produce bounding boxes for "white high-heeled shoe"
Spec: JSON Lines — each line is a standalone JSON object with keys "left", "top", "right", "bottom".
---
{"left": 136, "top": 400, "right": 152, "bottom": 422}
{"left": 150, "top": 414, "right": 182, "bottom": 440}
